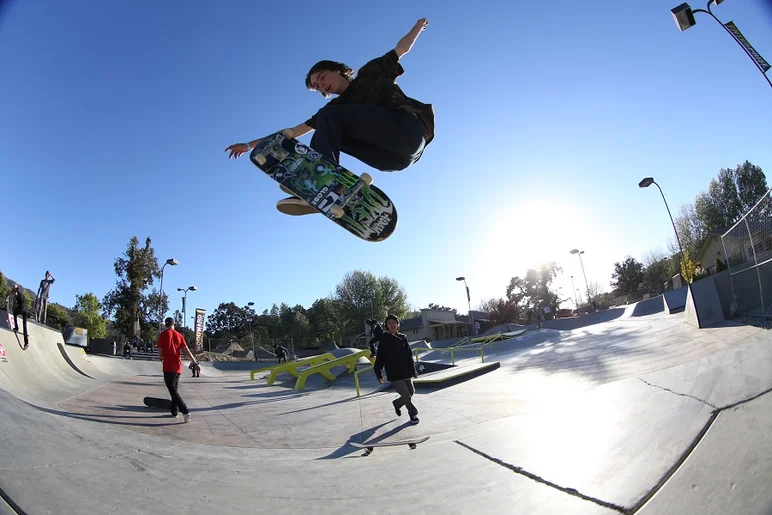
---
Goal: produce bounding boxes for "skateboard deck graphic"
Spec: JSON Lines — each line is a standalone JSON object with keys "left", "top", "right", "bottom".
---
{"left": 143, "top": 396, "right": 172, "bottom": 410}
{"left": 249, "top": 130, "right": 398, "bottom": 242}
{"left": 350, "top": 435, "right": 429, "bottom": 456}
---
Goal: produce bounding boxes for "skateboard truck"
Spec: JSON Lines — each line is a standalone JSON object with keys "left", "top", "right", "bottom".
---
{"left": 329, "top": 172, "right": 372, "bottom": 218}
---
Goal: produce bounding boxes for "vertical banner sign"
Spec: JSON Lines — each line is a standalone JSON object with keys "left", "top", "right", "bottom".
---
{"left": 726, "top": 21, "right": 771, "bottom": 72}
{"left": 194, "top": 309, "right": 206, "bottom": 353}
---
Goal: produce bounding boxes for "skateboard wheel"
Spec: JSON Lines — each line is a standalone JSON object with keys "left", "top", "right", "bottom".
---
{"left": 360, "top": 172, "right": 373, "bottom": 186}
{"left": 409, "top": 444, "right": 417, "bottom": 449}
{"left": 254, "top": 154, "right": 267, "bottom": 165}
{"left": 281, "top": 129, "right": 293, "bottom": 138}
{"left": 330, "top": 205, "right": 344, "bottom": 218}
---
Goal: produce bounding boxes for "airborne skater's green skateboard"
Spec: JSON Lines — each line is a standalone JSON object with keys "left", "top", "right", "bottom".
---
{"left": 249, "top": 130, "right": 398, "bottom": 242}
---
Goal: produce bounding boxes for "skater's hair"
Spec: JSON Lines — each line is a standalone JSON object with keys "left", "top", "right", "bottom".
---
{"left": 305, "top": 60, "right": 355, "bottom": 98}
{"left": 384, "top": 314, "right": 399, "bottom": 326}
{"left": 164, "top": 317, "right": 174, "bottom": 328}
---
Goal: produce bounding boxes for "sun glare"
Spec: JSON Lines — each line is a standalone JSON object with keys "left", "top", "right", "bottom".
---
{"left": 474, "top": 197, "right": 594, "bottom": 300}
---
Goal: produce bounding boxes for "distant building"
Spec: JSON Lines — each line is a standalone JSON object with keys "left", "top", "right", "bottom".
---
{"left": 400, "top": 308, "right": 490, "bottom": 342}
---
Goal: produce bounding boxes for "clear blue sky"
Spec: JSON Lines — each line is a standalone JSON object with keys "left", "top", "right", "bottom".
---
{"left": 2, "top": 0, "right": 771, "bottom": 321}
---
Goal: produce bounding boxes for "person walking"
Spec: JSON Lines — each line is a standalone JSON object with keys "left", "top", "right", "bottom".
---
{"left": 157, "top": 317, "right": 198, "bottom": 422}
{"left": 373, "top": 315, "right": 419, "bottom": 424}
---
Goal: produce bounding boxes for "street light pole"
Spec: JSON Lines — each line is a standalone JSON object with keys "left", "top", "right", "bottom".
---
{"left": 159, "top": 258, "right": 178, "bottom": 330}
{"left": 177, "top": 286, "right": 197, "bottom": 328}
{"left": 247, "top": 301, "right": 255, "bottom": 358}
{"left": 570, "top": 275, "right": 578, "bottom": 310}
{"left": 456, "top": 276, "right": 474, "bottom": 336}
{"left": 671, "top": 1, "right": 771, "bottom": 89}
{"left": 570, "top": 249, "right": 593, "bottom": 312}
{"left": 639, "top": 178, "right": 685, "bottom": 259}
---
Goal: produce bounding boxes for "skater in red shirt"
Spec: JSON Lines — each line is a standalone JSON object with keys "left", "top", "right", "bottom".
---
{"left": 157, "top": 317, "right": 198, "bottom": 422}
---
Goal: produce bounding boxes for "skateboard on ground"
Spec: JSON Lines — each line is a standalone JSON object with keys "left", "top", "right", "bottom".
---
{"left": 350, "top": 435, "right": 429, "bottom": 456}
{"left": 249, "top": 130, "right": 398, "bottom": 242}
{"left": 143, "top": 396, "right": 172, "bottom": 410}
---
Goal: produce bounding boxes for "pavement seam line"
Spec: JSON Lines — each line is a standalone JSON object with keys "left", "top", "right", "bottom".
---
{"left": 629, "top": 411, "right": 719, "bottom": 513}
{"left": 454, "top": 440, "right": 628, "bottom": 513}
{"left": 629, "top": 383, "right": 772, "bottom": 512}
{"left": 719, "top": 384, "right": 772, "bottom": 411}
{"left": 0, "top": 484, "right": 27, "bottom": 515}
{"left": 637, "top": 378, "right": 719, "bottom": 409}
{"left": 0, "top": 449, "right": 140, "bottom": 472}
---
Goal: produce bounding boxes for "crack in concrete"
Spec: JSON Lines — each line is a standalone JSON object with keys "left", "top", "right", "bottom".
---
{"left": 629, "top": 411, "right": 718, "bottom": 513}
{"left": 454, "top": 440, "right": 628, "bottom": 513}
{"left": 0, "top": 449, "right": 140, "bottom": 472}
{"left": 0, "top": 483, "right": 27, "bottom": 515}
{"left": 630, "top": 385, "right": 772, "bottom": 512}
{"left": 638, "top": 378, "right": 719, "bottom": 409}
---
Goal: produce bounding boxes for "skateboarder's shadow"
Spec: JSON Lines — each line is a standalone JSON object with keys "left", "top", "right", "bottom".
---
{"left": 317, "top": 421, "right": 415, "bottom": 460}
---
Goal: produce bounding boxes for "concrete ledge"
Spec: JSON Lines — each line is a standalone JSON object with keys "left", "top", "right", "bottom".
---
{"left": 663, "top": 286, "right": 688, "bottom": 314}
{"left": 684, "top": 280, "right": 725, "bottom": 329}
{"left": 414, "top": 361, "right": 500, "bottom": 388}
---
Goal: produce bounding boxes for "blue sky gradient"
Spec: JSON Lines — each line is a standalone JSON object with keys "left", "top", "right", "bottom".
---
{"left": 2, "top": 0, "right": 771, "bottom": 319}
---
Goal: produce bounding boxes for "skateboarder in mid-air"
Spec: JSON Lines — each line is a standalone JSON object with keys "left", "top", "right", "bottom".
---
{"left": 225, "top": 18, "right": 435, "bottom": 216}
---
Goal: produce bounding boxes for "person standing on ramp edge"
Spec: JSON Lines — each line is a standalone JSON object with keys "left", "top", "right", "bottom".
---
{"left": 157, "top": 317, "right": 198, "bottom": 422}
{"left": 374, "top": 315, "right": 419, "bottom": 424}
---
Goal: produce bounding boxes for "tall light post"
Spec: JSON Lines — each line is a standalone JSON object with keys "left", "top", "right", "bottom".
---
{"left": 456, "top": 276, "right": 474, "bottom": 336}
{"left": 570, "top": 249, "right": 594, "bottom": 312}
{"left": 570, "top": 275, "right": 578, "bottom": 310}
{"left": 177, "top": 286, "right": 197, "bottom": 328}
{"left": 159, "top": 258, "right": 178, "bottom": 320}
{"left": 638, "top": 178, "right": 685, "bottom": 259}
{"left": 671, "top": 1, "right": 771, "bottom": 88}
{"left": 247, "top": 301, "right": 255, "bottom": 357}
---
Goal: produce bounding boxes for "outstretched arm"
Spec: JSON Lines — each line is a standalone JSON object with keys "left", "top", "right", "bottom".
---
{"left": 395, "top": 18, "right": 428, "bottom": 58}
{"left": 226, "top": 123, "right": 313, "bottom": 159}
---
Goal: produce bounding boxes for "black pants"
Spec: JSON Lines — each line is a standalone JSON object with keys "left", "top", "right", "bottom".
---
{"left": 163, "top": 372, "right": 188, "bottom": 416}
{"left": 12, "top": 308, "right": 29, "bottom": 347}
{"left": 310, "top": 104, "right": 426, "bottom": 172}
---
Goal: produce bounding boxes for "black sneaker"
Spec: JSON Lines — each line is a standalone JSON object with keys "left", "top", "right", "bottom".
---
{"left": 410, "top": 416, "right": 420, "bottom": 425}
{"left": 392, "top": 400, "right": 402, "bottom": 417}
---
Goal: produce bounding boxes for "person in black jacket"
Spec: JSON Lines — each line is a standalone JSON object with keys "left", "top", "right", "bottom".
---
{"left": 365, "top": 318, "right": 383, "bottom": 358}
{"left": 374, "top": 314, "right": 419, "bottom": 424}
{"left": 8, "top": 284, "right": 30, "bottom": 349}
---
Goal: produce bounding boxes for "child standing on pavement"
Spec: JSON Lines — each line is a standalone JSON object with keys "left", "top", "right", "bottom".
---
{"left": 374, "top": 315, "right": 419, "bottom": 424}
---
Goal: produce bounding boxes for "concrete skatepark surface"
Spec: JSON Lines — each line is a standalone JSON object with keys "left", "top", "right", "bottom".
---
{"left": 1, "top": 306, "right": 771, "bottom": 514}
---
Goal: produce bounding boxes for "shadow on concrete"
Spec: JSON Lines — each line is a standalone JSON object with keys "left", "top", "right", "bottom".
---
{"left": 492, "top": 324, "right": 658, "bottom": 384}
{"left": 25, "top": 402, "right": 183, "bottom": 428}
{"left": 317, "top": 420, "right": 414, "bottom": 460}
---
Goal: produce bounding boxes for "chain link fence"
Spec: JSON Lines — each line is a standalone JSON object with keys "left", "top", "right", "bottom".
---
{"left": 720, "top": 189, "right": 772, "bottom": 316}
